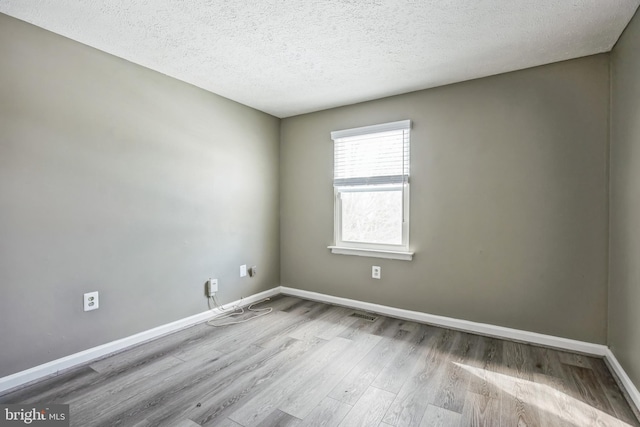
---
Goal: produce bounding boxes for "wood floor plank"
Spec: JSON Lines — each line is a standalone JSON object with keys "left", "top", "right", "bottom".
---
{"left": 171, "top": 344, "right": 225, "bottom": 363}
{"left": 337, "top": 386, "right": 395, "bottom": 427}
{"left": 173, "top": 420, "right": 201, "bottom": 427}
{"left": 278, "top": 333, "right": 382, "bottom": 419}
{"left": 256, "top": 295, "right": 305, "bottom": 312}
{"left": 227, "top": 337, "right": 353, "bottom": 426}
{"left": 211, "top": 419, "right": 243, "bottom": 427}
{"left": 382, "top": 328, "right": 455, "bottom": 427}
{"left": 89, "top": 323, "right": 210, "bottom": 373}
{"left": 337, "top": 316, "right": 405, "bottom": 342}
{"left": 557, "top": 351, "right": 594, "bottom": 369}
{"left": 287, "top": 306, "right": 356, "bottom": 341}
{"left": 530, "top": 373, "right": 576, "bottom": 427}
{"left": 431, "top": 332, "right": 480, "bottom": 413}
{"left": 140, "top": 338, "right": 323, "bottom": 427}
{"left": 254, "top": 302, "right": 377, "bottom": 350}
{"left": 460, "top": 392, "right": 499, "bottom": 427}
{"left": 315, "top": 313, "right": 360, "bottom": 341}
{"left": 92, "top": 344, "right": 267, "bottom": 426}
{"left": 591, "top": 358, "right": 640, "bottom": 425}
{"left": 466, "top": 337, "right": 503, "bottom": 400}
{"left": 564, "top": 364, "right": 615, "bottom": 414}
{"left": 328, "top": 324, "right": 412, "bottom": 405}
{"left": 0, "top": 366, "right": 100, "bottom": 404}
{"left": 283, "top": 300, "right": 332, "bottom": 318}
{"left": 371, "top": 323, "right": 433, "bottom": 394}
{"left": 69, "top": 355, "right": 186, "bottom": 425}
{"left": 204, "top": 310, "right": 303, "bottom": 354}
{"left": 419, "top": 404, "right": 462, "bottom": 427}
{"left": 2, "top": 299, "right": 638, "bottom": 427}
{"left": 256, "top": 409, "right": 301, "bottom": 427}
{"left": 242, "top": 310, "right": 317, "bottom": 350}
{"left": 507, "top": 375, "right": 543, "bottom": 427}
{"left": 296, "top": 397, "right": 352, "bottom": 427}
{"left": 534, "top": 369, "right": 635, "bottom": 427}
{"left": 499, "top": 340, "right": 535, "bottom": 384}
{"left": 528, "top": 345, "right": 566, "bottom": 378}
{"left": 279, "top": 298, "right": 315, "bottom": 313}
{"left": 496, "top": 341, "right": 542, "bottom": 426}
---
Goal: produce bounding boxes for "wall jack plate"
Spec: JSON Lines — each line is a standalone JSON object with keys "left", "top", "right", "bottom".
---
{"left": 372, "top": 266, "right": 381, "bottom": 279}
{"left": 206, "top": 278, "right": 218, "bottom": 296}
{"left": 84, "top": 291, "right": 99, "bottom": 311}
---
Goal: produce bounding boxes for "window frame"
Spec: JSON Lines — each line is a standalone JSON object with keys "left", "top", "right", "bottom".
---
{"left": 328, "top": 120, "right": 414, "bottom": 261}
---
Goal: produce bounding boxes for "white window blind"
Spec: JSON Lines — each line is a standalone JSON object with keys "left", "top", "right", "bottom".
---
{"left": 332, "top": 120, "right": 410, "bottom": 188}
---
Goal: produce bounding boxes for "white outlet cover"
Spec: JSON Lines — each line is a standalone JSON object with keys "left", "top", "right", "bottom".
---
{"left": 84, "top": 291, "right": 99, "bottom": 311}
{"left": 240, "top": 264, "right": 247, "bottom": 277}
{"left": 372, "top": 266, "right": 381, "bottom": 279}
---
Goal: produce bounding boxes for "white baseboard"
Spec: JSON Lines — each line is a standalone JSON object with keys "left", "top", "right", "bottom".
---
{"left": 0, "top": 287, "right": 280, "bottom": 395}
{"left": 279, "top": 287, "right": 608, "bottom": 356}
{"left": 604, "top": 349, "right": 640, "bottom": 415}
{"left": 4, "top": 284, "right": 638, "bottom": 418}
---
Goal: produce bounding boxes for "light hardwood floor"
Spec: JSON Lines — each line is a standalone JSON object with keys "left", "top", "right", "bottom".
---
{"left": 1, "top": 296, "right": 638, "bottom": 427}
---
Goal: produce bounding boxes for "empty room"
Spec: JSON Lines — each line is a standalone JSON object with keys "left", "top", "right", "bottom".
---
{"left": 1, "top": 1, "right": 640, "bottom": 426}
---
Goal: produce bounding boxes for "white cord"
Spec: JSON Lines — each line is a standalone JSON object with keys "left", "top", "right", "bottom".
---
{"left": 208, "top": 295, "right": 237, "bottom": 312}
{"left": 213, "top": 294, "right": 235, "bottom": 312}
{"left": 206, "top": 296, "right": 272, "bottom": 327}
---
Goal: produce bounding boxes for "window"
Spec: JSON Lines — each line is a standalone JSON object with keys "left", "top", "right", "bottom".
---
{"left": 328, "top": 120, "right": 413, "bottom": 261}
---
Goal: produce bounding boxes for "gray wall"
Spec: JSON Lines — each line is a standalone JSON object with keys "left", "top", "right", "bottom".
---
{"left": 0, "top": 10, "right": 625, "bottom": 381}
{"left": 610, "top": 8, "right": 640, "bottom": 389}
{"left": 281, "top": 55, "right": 610, "bottom": 344}
{"left": 0, "top": 14, "right": 280, "bottom": 377}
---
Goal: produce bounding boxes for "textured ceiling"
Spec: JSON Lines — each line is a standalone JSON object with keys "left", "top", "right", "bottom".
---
{"left": 1, "top": 1, "right": 639, "bottom": 118}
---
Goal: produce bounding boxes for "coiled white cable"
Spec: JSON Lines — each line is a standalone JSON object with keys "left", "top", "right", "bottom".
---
{"left": 206, "top": 296, "right": 272, "bottom": 327}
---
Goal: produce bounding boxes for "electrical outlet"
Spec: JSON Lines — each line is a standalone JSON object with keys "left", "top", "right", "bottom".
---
{"left": 372, "top": 266, "right": 381, "bottom": 279}
{"left": 84, "top": 291, "right": 99, "bottom": 311}
{"left": 206, "top": 278, "right": 218, "bottom": 296}
{"left": 240, "top": 264, "right": 247, "bottom": 277}
{"left": 249, "top": 266, "right": 257, "bottom": 277}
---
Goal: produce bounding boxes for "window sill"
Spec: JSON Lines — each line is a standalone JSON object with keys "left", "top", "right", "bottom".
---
{"left": 328, "top": 246, "right": 414, "bottom": 261}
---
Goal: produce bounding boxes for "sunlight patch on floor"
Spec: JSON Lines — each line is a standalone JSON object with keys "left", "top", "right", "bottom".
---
{"left": 455, "top": 362, "right": 632, "bottom": 427}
